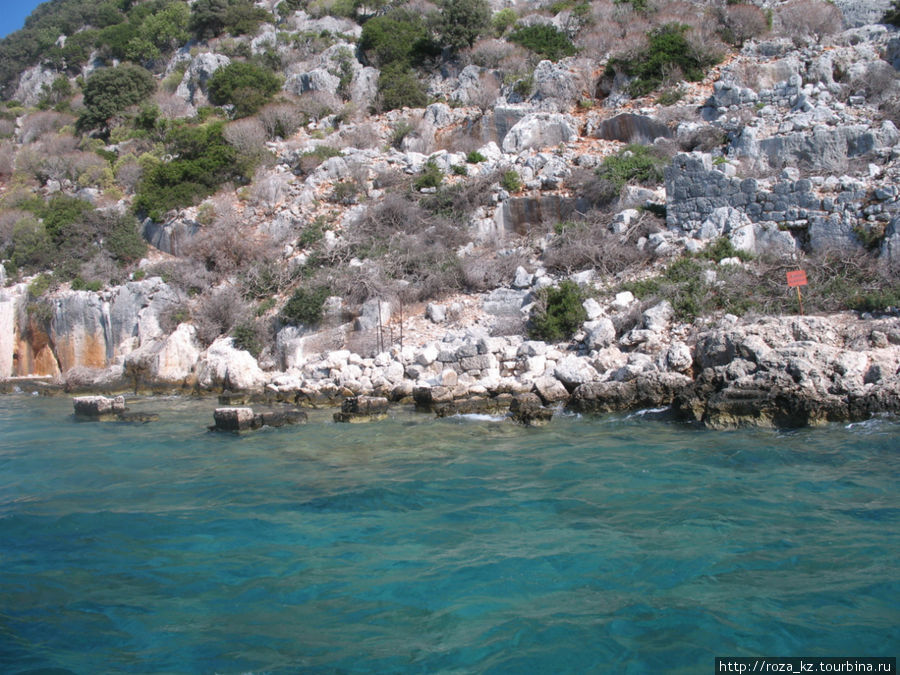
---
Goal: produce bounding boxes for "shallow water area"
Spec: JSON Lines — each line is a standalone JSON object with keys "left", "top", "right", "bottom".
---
{"left": 1, "top": 395, "right": 897, "bottom": 674}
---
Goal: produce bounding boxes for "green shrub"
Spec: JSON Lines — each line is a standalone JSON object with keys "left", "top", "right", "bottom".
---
{"left": 78, "top": 64, "right": 156, "bottom": 131}
{"left": 28, "top": 273, "right": 54, "bottom": 299}
{"left": 437, "top": 0, "right": 491, "bottom": 51}
{"left": 207, "top": 61, "right": 281, "bottom": 117}
{"left": 377, "top": 64, "right": 429, "bottom": 112}
{"left": 413, "top": 160, "right": 443, "bottom": 190}
{"left": 529, "top": 280, "right": 587, "bottom": 341}
{"left": 451, "top": 164, "right": 468, "bottom": 176}
{"left": 391, "top": 120, "right": 415, "bottom": 149}
{"left": 134, "top": 121, "right": 247, "bottom": 221}
{"left": 281, "top": 285, "right": 330, "bottom": 326}
{"left": 71, "top": 277, "right": 103, "bottom": 291}
{"left": 698, "top": 236, "right": 753, "bottom": 263}
{"left": 296, "top": 145, "right": 343, "bottom": 173}
{"left": 610, "top": 23, "right": 721, "bottom": 97}
{"left": 500, "top": 169, "right": 522, "bottom": 193}
{"left": 512, "top": 74, "right": 534, "bottom": 98}
{"left": 191, "top": 0, "right": 274, "bottom": 40}
{"left": 492, "top": 8, "right": 518, "bottom": 35}
{"left": 231, "top": 321, "right": 263, "bottom": 356}
{"left": 656, "top": 87, "right": 684, "bottom": 106}
{"left": 39, "top": 195, "right": 93, "bottom": 244}
{"left": 508, "top": 24, "right": 576, "bottom": 61}
{"left": 596, "top": 145, "right": 667, "bottom": 191}
{"left": 359, "top": 8, "right": 435, "bottom": 67}
{"left": 9, "top": 218, "right": 54, "bottom": 272}
{"left": 466, "top": 150, "right": 486, "bottom": 163}
{"left": 103, "top": 212, "right": 147, "bottom": 264}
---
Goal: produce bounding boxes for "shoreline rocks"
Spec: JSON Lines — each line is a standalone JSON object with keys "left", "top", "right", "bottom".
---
{"left": 333, "top": 396, "right": 389, "bottom": 423}
{"left": 37, "top": 312, "right": 900, "bottom": 430}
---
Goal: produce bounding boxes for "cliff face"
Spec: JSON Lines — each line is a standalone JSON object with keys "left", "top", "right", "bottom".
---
{"left": 0, "top": 279, "right": 181, "bottom": 380}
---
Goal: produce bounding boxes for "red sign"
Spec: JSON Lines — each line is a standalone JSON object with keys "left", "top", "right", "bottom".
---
{"left": 786, "top": 270, "right": 808, "bottom": 288}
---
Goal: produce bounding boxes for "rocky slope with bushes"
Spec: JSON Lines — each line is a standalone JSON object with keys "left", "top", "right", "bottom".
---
{"left": 1, "top": 0, "right": 899, "bottom": 427}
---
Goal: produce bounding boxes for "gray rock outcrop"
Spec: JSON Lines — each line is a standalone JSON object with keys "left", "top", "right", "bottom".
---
{"left": 501, "top": 113, "right": 577, "bottom": 153}
{"left": 175, "top": 53, "right": 231, "bottom": 107}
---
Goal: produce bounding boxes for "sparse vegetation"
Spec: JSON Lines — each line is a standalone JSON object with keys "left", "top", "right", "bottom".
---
{"left": 508, "top": 24, "right": 577, "bottom": 61}
{"left": 609, "top": 23, "right": 721, "bottom": 97}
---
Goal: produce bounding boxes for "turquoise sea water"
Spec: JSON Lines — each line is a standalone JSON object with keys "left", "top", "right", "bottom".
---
{"left": 0, "top": 395, "right": 897, "bottom": 674}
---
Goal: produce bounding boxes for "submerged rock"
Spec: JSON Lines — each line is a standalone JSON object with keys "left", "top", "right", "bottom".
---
{"left": 333, "top": 396, "right": 389, "bottom": 423}
{"left": 73, "top": 395, "right": 127, "bottom": 419}
{"left": 509, "top": 392, "right": 554, "bottom": 426}
{"left": 212, "top": 406, "right": 308, "bottom": 432}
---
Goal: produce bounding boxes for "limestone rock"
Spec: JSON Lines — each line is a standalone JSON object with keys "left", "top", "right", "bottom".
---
{"left": 554, "top": 356, "right": 599, "bottom": 390}
{"left": 594, "top": 114, "right": 672, "bottom": 144}
{"left": 531, "top": 60, "right": 580, "bottom": 110}
{"left": 73, "top": 395, "right": 126, "bottom": 419}
{"left": 212, "top": 407, "right": 257, "bottom": 432}
{"left": 643, "top": 301, "right": 673, "bottom": 332}
{"left": 197, "top": 338, "right": 267, "bottom": 391}
{"left": 15, "top": 65, "right": 58, "bottom": 108}
{"left": 176, "top": 53, "right": 231, "bottom": 107}
{"left": 501, "top": 113, "right": 577, "bottom": 153}
{"left": 584, "top": 318, "right": 616, "bottom": 351}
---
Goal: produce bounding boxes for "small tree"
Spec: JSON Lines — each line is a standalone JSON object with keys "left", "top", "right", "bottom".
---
{"left": 78, "top": 64, "right": 156, "bottom": 132}
{"left": 438, "top": 0, "right": 491, "bottom": 52}
{"left": 359, "top": 8, "right": 435, "bottom": 67}
{"left": 719, "top": 4, "right": 769, "bottom": 47}
{"left": 207, "top": 61, "right": 281, "bottom": 117}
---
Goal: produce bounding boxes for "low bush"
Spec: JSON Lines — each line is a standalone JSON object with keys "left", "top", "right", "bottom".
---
{"left": 500, "top": 169, "right": 522, "bottom": 193}
{"left": 413, "top": 160, "right": 443, "bottom": 190}
{"left": 529, "top": 280, "right": 587, "bottom": 341}
{"left": 207, "top": 62, "right": 281, "bottom": 118}
{"left": 296, "top": 144, "right": 342, "bottom": 174}
{"left": 775, "top": 0, "right": 843, "bottom": 42}
{"left": 377, "top": 64, "right": 429, "bottom": 112}
{"left": 281, "top": 285, "right": 330, "bottom": 326}
{"left": 595, "top": 144, "right": 668, "bottom": 190}
{"left": 543, "top": 218, "right": 652, "bottom": 275}
{"left": 193, "top": 285, "right": 249, "bottom": 346}
{"left": 508, "top": 24, "right": 576, "bottom": 61}
{"left": 718, "top": 4, "right": 769, "bottom": 47}
{"left": 885, "top": 0, "right": 900, "bottom": 27}
{"left": 231, "top": 320, "right": 264, "bottom": 357}
{"left": 697, "top": 236, "right": 753, "bottom": 263}
{"left": 466, "top": 150, "right": 486, "bottom": 163}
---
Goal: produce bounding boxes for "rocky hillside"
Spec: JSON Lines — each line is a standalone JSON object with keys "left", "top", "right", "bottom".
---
{"left": 1, "top": 0, "right": 899, "bottom": 426}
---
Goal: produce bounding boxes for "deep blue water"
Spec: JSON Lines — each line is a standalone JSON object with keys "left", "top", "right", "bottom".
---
{"left": 0, "top": 395, "right": 897, "bottom": 674}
